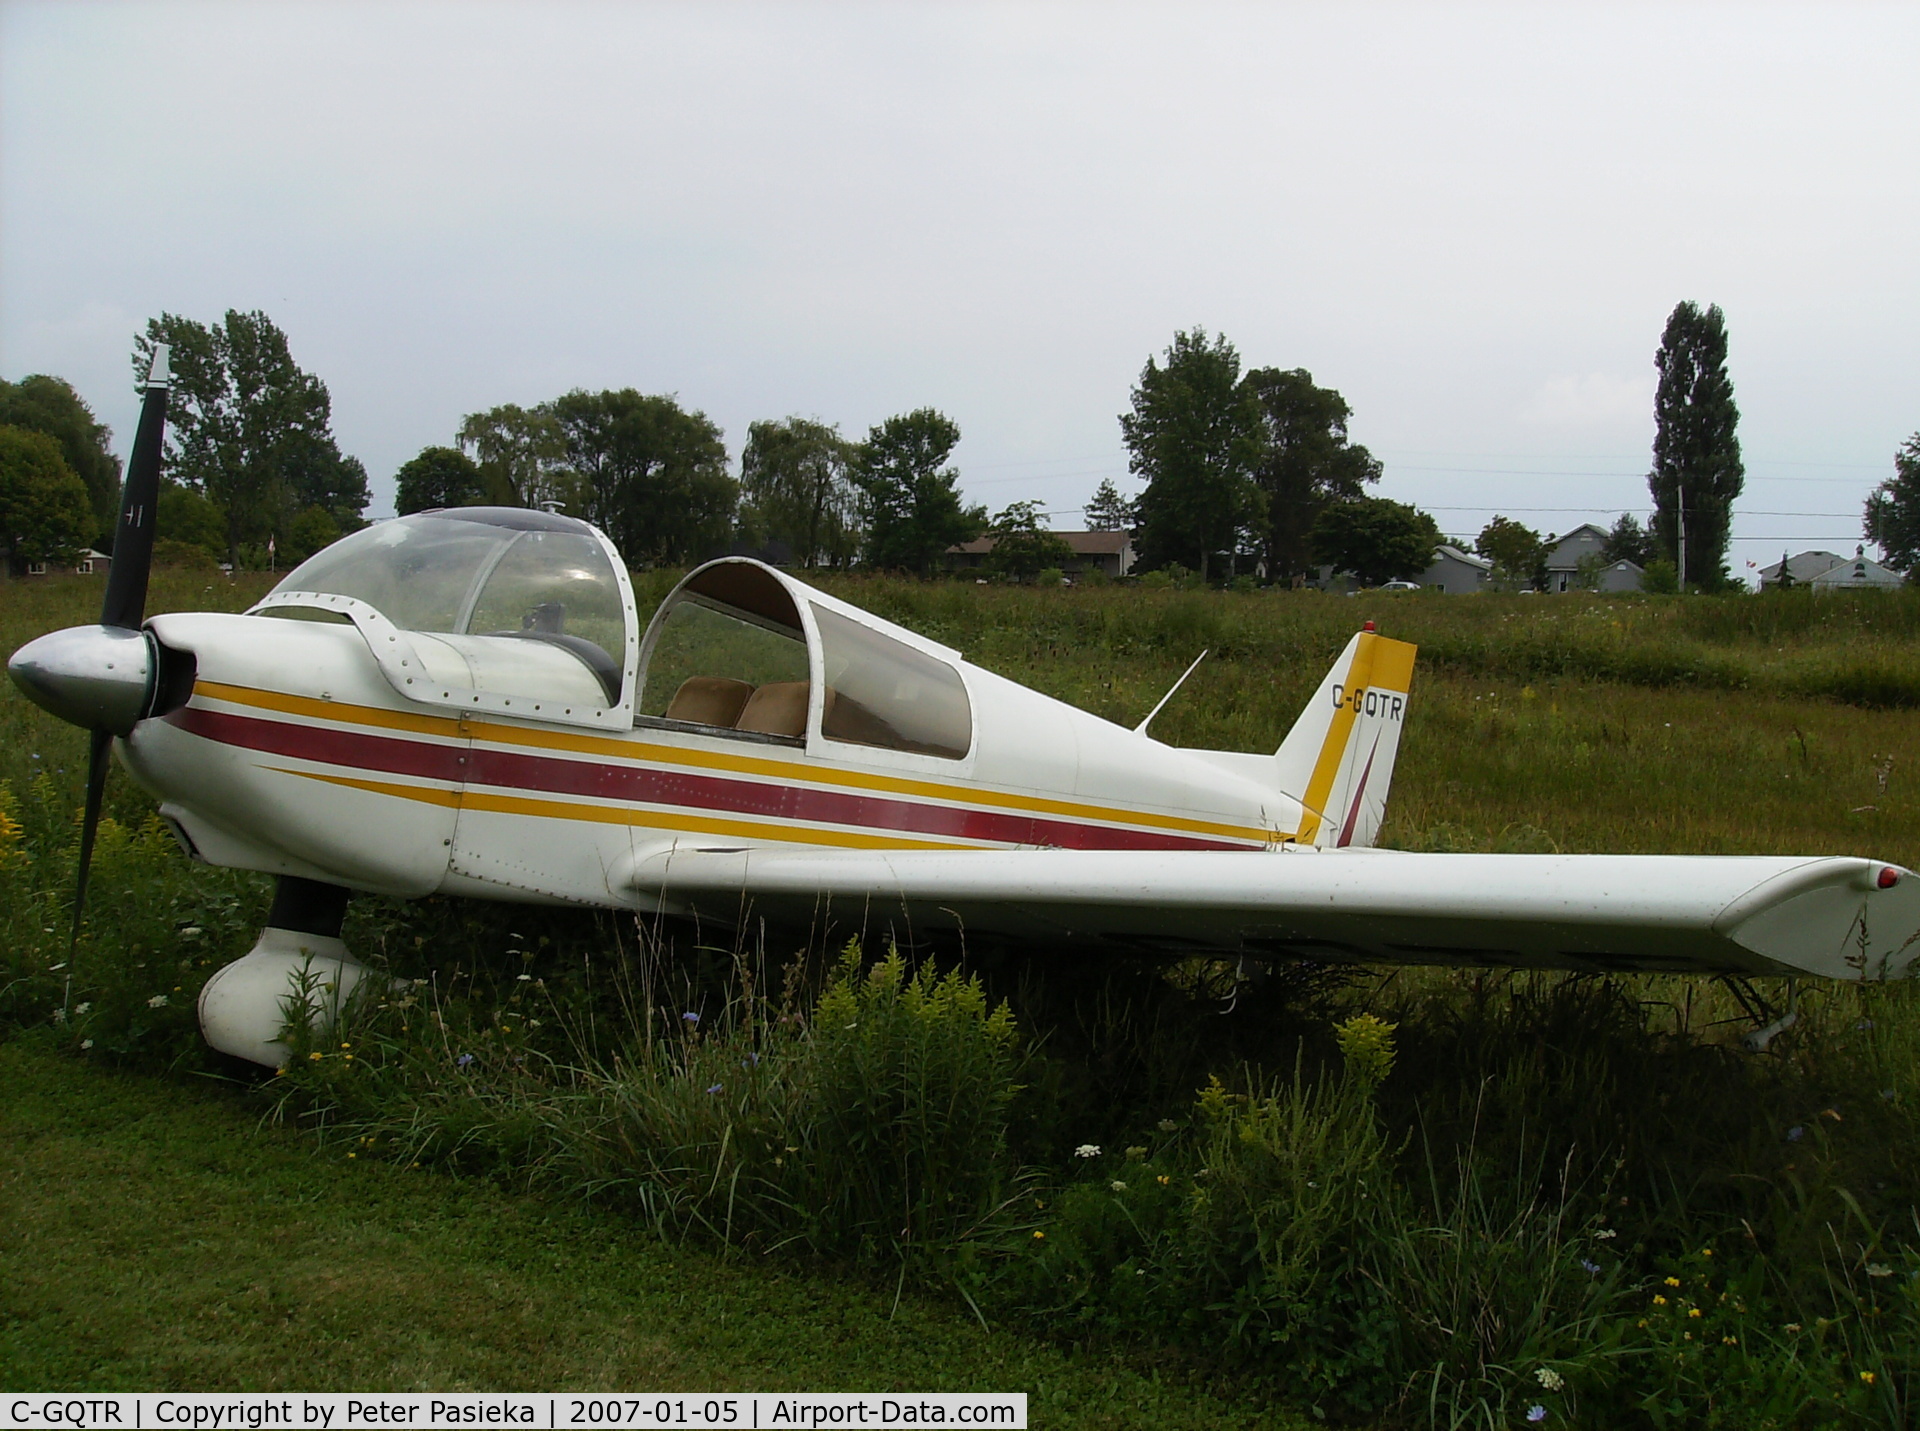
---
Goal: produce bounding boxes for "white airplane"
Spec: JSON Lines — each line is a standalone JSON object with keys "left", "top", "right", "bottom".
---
{"left": 12, "top": 353, "right": 1920, "bottom": 1067}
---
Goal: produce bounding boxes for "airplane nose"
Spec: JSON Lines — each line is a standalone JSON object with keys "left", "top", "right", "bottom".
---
{"left": 8, "top": 624, "right": 155, "bottom": 735}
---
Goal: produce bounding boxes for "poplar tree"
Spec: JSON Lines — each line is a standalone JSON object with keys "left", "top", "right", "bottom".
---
{"left": 1648, "top": 302, "right": 1743, "bottom": 590}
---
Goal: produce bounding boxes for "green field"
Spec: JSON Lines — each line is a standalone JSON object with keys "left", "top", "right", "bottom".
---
{"left": 4, "top": 570, "right": 1920, "bottom": 1427}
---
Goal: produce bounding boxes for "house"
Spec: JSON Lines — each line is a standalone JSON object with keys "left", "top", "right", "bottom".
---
{"left": 1420, "top": 544, "right": 1492, "bottom": 594}
{"left": 76, "top": 549, "right": 112, "bottom": 576}
{"left": 1809, "top": 547, "right": 1903, "bottom": 591}
{"left": 1757, "top": 551, "right": 1845, "bottom": 589}
{"left": 947, "top": 529, "right": 1136, "bottom": 579}
{"left": 1758, "top": 548, "right": 1903, "bottom": 591}
{"left": 1542, "top": 524, "right": 1611, "bottom": 593}
{"left": 1591, "top": 558, "right": 1645, "bottom": 593}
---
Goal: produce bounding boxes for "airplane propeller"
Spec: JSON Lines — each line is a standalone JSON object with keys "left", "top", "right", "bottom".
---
{"left": 8, "top": 347, "right": 172, "bottom": 1000}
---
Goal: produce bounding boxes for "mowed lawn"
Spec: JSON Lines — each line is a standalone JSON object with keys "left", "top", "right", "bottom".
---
{"left": 0, "top": 1040, "right": 1304, "bottom": 1427}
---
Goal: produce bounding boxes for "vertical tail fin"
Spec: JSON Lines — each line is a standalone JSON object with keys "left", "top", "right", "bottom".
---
{"left": 1273, "top": 629, "right": 1417, "bottom": 848}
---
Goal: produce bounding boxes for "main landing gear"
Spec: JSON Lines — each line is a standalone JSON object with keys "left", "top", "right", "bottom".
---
{"left": 197, "top": 876, "right": 369, "bottom": 1068}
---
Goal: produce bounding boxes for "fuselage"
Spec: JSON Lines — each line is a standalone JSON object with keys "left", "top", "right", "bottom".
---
{"left": 124, "top": 547, "right": 1300, "bottom": 914}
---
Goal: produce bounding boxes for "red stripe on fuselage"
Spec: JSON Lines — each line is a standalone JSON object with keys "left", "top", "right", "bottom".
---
{"left": 168, "top": 705, "right": 1251, "bottom": 853}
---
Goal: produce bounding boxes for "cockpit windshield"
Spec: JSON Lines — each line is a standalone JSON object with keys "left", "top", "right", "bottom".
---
{"left": 264, "top": 508, "right": 632, "bottom": 712}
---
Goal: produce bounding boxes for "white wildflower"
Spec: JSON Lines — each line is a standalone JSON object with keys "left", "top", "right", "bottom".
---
{"left": 1074, "top": 1144, "right": 1101, "bottom": 1159}
{"left": 1535, "top": 1368, "right": 1565, "bottom": 1392}
{"left": 74, "top": 1002, "right": 91, "bottom": 1015}
{"left": 1109, "top": 1180, "right": 1128, "bottom": 1193}
{"left": 1867, "top": 1263, "right": 1894, "bottom": 1278}
{"left": 147, "top": 993, "right": 169, "bottom": 1008}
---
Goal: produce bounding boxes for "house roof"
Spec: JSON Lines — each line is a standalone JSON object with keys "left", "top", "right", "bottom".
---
{"left": 1544, "top": 524, "right": 1612, "bottom": 568}
{"left": 1428, "top": 544, "right": 1492, "bottom": 571}
{"left": 951, "top": 530, "right": 1133, "bottom": 556}
{"left": 1757, "top": 550, "right": 1846, "bottom": 583}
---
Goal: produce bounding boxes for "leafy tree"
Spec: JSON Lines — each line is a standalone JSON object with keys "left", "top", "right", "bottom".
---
{"left": 548, "top": 388, "right": 735, "bottom": 566}
{"left": 1475, "top": 515, "right": 1548, "bottom": 591}
{"left": 0, "top": 426, "right": 94, "bottom": 572}
{"left": 983, "top": 500, "right": 1075, "bottom": 581}
{"left": 0, "top": 374, "right": 121, "bottom": 538}
{"left": 286, "top": 506, "right": 342, "bottom": 562}
{"left": 134, "top": 311, "right": 369, "bottom": 566}
{"left": 456, "top": 404, "right": 568, "bottom": 509}
{"left": 1865, "top": 433, "right": 1920, "bottom": 579}
{"left": 1602, "top": 513, "right": 1654, "bottom": 568}
{"left": 156, "top": 481, "right": 227, "bottom": 562}
{"left": 739, "top": 417, "right": 863, "bottom": 568}
{"left": 1083, "top": 477, "right": 1136, "bottom": 532}
{"left": 1648, "top": 302, "right": 1743, "bottom": 589}
{"left": 1121, "top": 329, "right": 1265, "bottom": 580}
{"left": 1312, "top": 496, "right": 1442, "bottom": 587}
{"left": 853, "top": 408, "right": 984, "bottom": 575}
{"left": 1243, "top": 367, "right": 1381, "bottom": 585}
{"left": 395, "top": 445, "right": 486, "bottom": 515}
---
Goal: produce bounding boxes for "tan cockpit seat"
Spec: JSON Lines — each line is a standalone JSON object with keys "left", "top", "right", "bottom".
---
{"left": 665, "top": 676, "right": 754, "bottom": 728}
{"left": 736, "top": 681, "right": 831, "bottom": 738}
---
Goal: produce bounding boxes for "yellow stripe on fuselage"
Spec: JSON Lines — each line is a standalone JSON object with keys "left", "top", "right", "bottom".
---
{"left": 198, "top": 679, "right": 1271, "bottom": 845}
{"left": 280, "top": 768, "right": 974, "bottom": 851}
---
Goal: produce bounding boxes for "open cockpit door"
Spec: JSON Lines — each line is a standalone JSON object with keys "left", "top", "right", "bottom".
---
{"left": 637, "top": 559, "right": 976, "bottom": 767}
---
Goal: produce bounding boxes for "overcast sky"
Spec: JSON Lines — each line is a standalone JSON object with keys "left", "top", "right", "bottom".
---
{"left": 4, "top": 2, "right": 1915, "bottom": 577}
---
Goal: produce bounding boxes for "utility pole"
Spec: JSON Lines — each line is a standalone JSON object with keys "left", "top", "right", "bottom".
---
{"left": 1676, "top": 481, "right": 1687, "bottom": 593}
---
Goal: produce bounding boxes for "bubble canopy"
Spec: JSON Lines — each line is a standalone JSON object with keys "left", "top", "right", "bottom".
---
{"left": 256, "top": 508, "right": 636, "bottom": 726}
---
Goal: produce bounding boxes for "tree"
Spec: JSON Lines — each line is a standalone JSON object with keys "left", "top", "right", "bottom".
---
{"left": 1865, "top": 433, "right": 1920, "bottom": 579}
{"left": 0, "top": 426, "right": 94, "bottom": 573}
{"left": 456, "top": 404, "right": 568, "bottom": 509}
{"left": 1242, "top": 367, "right": 1381, "bottom": 585}
{"left": 1120, "top": 329, "right": 1266, "bottom": 580}
{"left": 853, "top": 408, "right": 984, "bottom": 574}
{"left": 1475, "top": 515, "right": 1548, "bottom": 591}
{"left": 157, "top": 482, "right": 227, "bottom": 563}
{"left": 1312, "top": 496, "right": 1442, "bottom": 587}
{"left": 548, "top": 388, "right": 735, "bottom": 566}
{"left": 1649, "top": 302, "right": 1743, "bottom": 590}
{"left": 0, "top": 374, "right": 121, "bottom": 539}
{"left": 1083, "top": 477, "right": 1136, "bottom": 532}
{"left": 395, "top": 446, "right": 486, "bottom": 515}
{"left": 1602, "top": 513, "right": 1654, "bottom": 568}
{"left": 983, "top": 500, "right": 1074, "bottom": 581}
{"left": 134, "top": 311, "right": 369, "bottom": 566}
{"left": 739, "top": 417, "right": 863, "bottom": 568}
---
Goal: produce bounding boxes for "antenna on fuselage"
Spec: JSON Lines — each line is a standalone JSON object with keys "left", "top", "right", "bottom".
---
{"left": 1134, "top": 649, "right": 1208, "bottom": 736}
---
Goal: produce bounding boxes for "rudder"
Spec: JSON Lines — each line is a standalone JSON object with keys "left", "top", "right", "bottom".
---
{"left": 1272, "top": 629, "right": 1417, "bottom": 847}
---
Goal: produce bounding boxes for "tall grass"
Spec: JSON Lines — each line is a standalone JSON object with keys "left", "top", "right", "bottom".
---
{"left": 8, "top": 572, "right": 1920, "bottom": 1424}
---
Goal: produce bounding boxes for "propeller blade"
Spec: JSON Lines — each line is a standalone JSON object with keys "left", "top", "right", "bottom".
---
{"left": 67, "top": 728, "right": 112, "bottom": 971}
{"left": 64, "top": 346, "right": 171, "bottom": 995}
{"left": 100, "top": 346, "right": 171, "bottom": 631}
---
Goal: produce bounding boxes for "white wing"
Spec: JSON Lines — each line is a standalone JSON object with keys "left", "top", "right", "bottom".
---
{"left": 626, "top": 844, "right": 1920, "bottom": 981}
